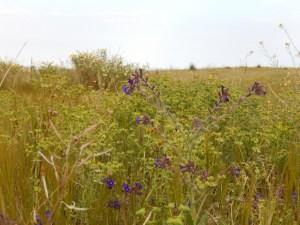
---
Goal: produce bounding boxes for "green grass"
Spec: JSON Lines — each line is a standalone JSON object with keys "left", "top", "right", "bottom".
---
{"left": 0, "top": 67, "right": 299, "bottom": 225}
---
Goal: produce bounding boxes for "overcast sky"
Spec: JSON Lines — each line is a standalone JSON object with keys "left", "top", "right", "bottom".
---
{"left": 0, "top": 0, "right": 300, "bottom": 68}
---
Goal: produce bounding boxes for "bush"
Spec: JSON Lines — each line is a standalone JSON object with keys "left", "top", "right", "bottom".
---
{"left": 70, "top": 49, "right": 133, "bottom": 90}
{"left": 0, "top": 60, "right": 25, "bottom": 89}
{"left": 189, "top": 63, "right": 197, "bottom": 70}
{"left": 38, "top": 62, "right": 60, "bottom": 75}
{"left": 0, "top": 60, "right": 22, "bottom": 76}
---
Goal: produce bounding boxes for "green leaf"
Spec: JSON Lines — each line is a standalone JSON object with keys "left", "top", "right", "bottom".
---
{"left": 167, "top": 217, "right": 184, "bottom": 225}
{"left": 136, "top": 208, "right": 146, "bottom": 217}
{"left": 198, "top": 213, "right": 208, "bottom": 225}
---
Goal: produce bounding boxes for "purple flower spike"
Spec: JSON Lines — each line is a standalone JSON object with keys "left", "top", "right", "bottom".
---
{"left": 200, "top": 170, "right": 209, "bottom": 182}
{"left": 154, "top": 156, "right": 171, "bottom": 169}
{"left": 142, "top": 115, "right": 151, "bottom": 125}
{"left": 218, "top": 85, "right": 230, "bottom": 103}
{"left": 253, "top": 192, "right": 263, "bottom": 209}
{"left": 292, "top": 191, "right": 297, "bottom": 203}
{"left": 136, "top": 116, "right": 141, "bottom": 124}
{"left": 192, "top": 117, "right": 202, "bottom": 130}
{"left": 45, "top": 210, "right": 52, "bottom": 220}
{"left": 277, "top": 185, "right": 284, "bottom": 200}
{"left": 231, "top": 167, "right": 241, "bottom": 178}
{"left": 104, "top": 177, "right": 115, "bottom": 189}
{"left": 132, "top": 182, "right": 143, "bottom": 195}
{"left": 134, "top": 182, "right": 143, "bottom": 190}
{"left": 122, "top": 85, "right": 131, "bottom": 95}
{"left": 180, "top": 161, "right": 197, "bottom": 174}
{"left": 107, "top": 200, "right": 121, "bottom": 209}
{"left": 248, "top": 81, "right": 266, "bottom": 96}
{"left": 122, "top": 183, "right": 131, "bottom": 193}
{"left": 128, "top": 78, "right": 134, "bottom": 85}
{"left": 121, "top": 69, "right": 145, "bottom": 95}
{"left": 136, "top": 115, "right": 151, "bottom": 125}
{"left": 35, "top": 215, "right": 43, "bottom": 225}
{"left": 122, "top": 85, "right": 127, "bottom": 92}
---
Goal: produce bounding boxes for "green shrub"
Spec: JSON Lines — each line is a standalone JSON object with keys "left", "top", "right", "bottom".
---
{"left": 0, "top": 60, "right": 27, "bottom": 89}
{"left": 189, "top": 63, "right": 197, "bottom": 70}
{"left": 70, "top": 49, "right": 132, "bottom": 90}
{"left": 38, "top": 62, "right": 60, "bottom": 75}
{"left": 0, "top": 60, "right": 23, "bottom": 79}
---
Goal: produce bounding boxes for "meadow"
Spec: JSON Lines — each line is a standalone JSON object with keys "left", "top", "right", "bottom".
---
{"left": 0, "top": 54, "right": 299, "bottom": 225}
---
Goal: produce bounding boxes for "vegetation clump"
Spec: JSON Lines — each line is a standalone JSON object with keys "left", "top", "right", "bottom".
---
{"left": 70, "top": 49, "right": 132, "bottom": 89}
{"left": 0, "top": 45, "right": 299, "bottom": 224}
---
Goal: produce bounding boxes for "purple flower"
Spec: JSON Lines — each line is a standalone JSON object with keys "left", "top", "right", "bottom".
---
{"left": 154, "top": 156, "right": 171, "bottom": 169}
{"left": 253, "top": 192, "right": 263, "bottom": 209}
{"left": 218, "top": 85, "right": 230, "bottom": 103}
{"left": 103, "top": 177, "right": 115, "bottom": 189}
{"left": 136, "top": 115, "right": 151, "bottom": 125}
{"left": 122, "top": 85, "right": 131, "bottom": 95}
{"left": 136, "top": 116, "right": 141, "bottom": 124}
{"left": 180, "top": 161, "right": 197, "bottom": 174}
{"left": 200, "top": 170, "right": 209, "bottom": 182}
{"left": 248, "top": 81, "right": 266, "bottom": 96}
{"left": 134, "top": 182, "right": 143, "bottom": 190}
{"left": 107, "top": 200, "right": 121, "bottom": 209}
{"left": 132, "top": 182, "right": 143, "bottom": 195}
{"left": 277, "top": 185, "right": 284, "bottom": 200}
{"left": 121, "top": 69, "right": 144, "bottom": 95}
{"left": 292, "top": 191, "right": 297, "bottom": 203}
{"left": 128, "top": 78, "right": 134, "bottom": 85}
{"left": 192, "top": 117, "right": 202, "bottom": 130}
{"left": 122, "top": 183, "right": 131, "bottom": 193}
{"left": 35, "top": 215, "right": 43, "bottom": 225}
{"left": 142, "top": 115, "right": 151, "bottom": 125}
{"left": 230, "top": 167, "right": 241, "bottom": 178}
{"left": 45, "top": 210, "right": 52, "bottom": 220}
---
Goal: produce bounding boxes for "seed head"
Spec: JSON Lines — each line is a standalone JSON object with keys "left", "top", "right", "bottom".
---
{"left": 248, "top": 81, "right": 266, "bottom": 96}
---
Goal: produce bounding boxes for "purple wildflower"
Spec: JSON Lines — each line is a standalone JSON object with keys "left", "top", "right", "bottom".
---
{"left": 200, "top": 170, "right": 209, "bottom": 182}
{"left": 180, "top": 161, "right": 197, "bottom": 174}
{"left": 134, "top": 182, "right": 143, "bottom": 190}
{"left": 136, "top": 116, "right": 141, "bottom": 124}
{"left": 192, "top": 117, "right": 202, "bottom": 130}
{"left": 253, "top": 192, "right": 263, "bottom": 209}
{"left": 121, "top": 69, "right": 144, "bottom": 95}
{"left": 248, "top": 81, "right": 266, "bottom": 96}
{"left": 103, "top": 177, "right": 115, "bottom": 189}
{"left": 122, "top": 85, "right": 131, "bottom": 95}
{"left": 45, "top": 210, "right": 52, "bottom": 220}
{"left": 230, "top": 167, "right": 241, "bottom": 178}
{"left": 142, "top": 115, "right": 151, "bottom": 124}
{"left": 132, "top": 182, "right": 143, "bottom": 195}
{"left": 122, "top": 183, "right": 131, "bottom": 193}
{"left": 218, "top": 85, "right": 230, "bottom": 103}
{"left": 277, "top": 185, "right": 284, "bottom": 200}
{"left": 136, "top": 115, "right": 151, "bottom": 125}
{"left": 292, "top": 191, "right": 297, "bottom": 203}
{"left": 128, "top": 78, "right": 134, "bottom": 85}
{"left": 107, "top": 200, "right": 121, "bottom": 209}
{"left": 154, "top": 156, "right": 171, "bottom": 169}
{"left": 35, "top": 215, "right": 43, "bottom": 225}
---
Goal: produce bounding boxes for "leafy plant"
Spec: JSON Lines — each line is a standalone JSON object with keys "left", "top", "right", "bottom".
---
{"left": 70, "top": 49, "right": 132, "bottom": 90}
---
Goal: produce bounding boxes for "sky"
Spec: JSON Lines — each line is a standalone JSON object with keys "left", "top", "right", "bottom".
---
{"left": 0, "top": 0, "right": 300, "bottom": 68}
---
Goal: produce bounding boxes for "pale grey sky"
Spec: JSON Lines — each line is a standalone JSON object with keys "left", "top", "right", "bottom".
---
{"left": 0, "top": 0, "right": 300, "bottom": 68}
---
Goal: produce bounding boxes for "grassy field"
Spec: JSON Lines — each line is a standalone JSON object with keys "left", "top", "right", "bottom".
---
{"left": 0, "top": 66, "right": 299, "bottom": 225}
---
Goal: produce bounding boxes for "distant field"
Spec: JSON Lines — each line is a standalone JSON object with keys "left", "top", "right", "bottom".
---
{"left": 0, "top": 67, "right": 299, "bottom": 225}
